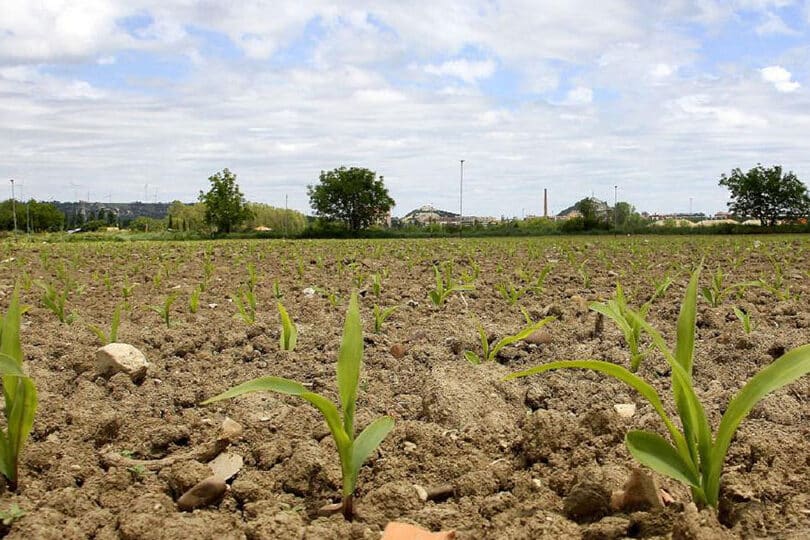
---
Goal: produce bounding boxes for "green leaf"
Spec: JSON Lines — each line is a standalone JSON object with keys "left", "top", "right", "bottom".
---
{"left": 0, "top": 354, "right": 26, "bottom": 378}
{"left": 626, "top": 430, "right": 701, "bottom": 489}
{"left": 201, "top": 376, "right": 309, "bottom": 404}
{"left": 707, "top": 343, "right": 810, "bottom": 505}
{"left": 1, "top": 290, "right": 23, "bottom": 418}
{"left": 5, "top": 378, "right": 36, "bottom": 483}
{"left": 464, "top": 351, "right": 481, "bottom": 365}
{"left": 675, "top": 268, "right": 699, "bottom": 375}
{"left": 489, "top": 316, "right": 555, "bottom": 360}
{"left": 505, "top": 360, "right": 686, "bottom": 450}
{"left": 347, "top": 416, "right": 395, "bottom": 495}
{"left": 337, "top": 292, "right": 362, "bottom": 438}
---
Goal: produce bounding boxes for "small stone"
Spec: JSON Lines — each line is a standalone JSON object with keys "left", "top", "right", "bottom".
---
{"left": 208, "top": 303, "right": 217, "bottom": 309}
{"left": 525, "top": 329, "right": 553, "bottom": 345}
{"left": 407, "top": 299, "right": 419, "bottom": 308}
{"left": 177, "top": 476, "right": 227, "bottom": 511}
{"left": 563, "top": 480, "right": 612, "bottom": 523}
{"left": 570, "top": 295, "right": 589, "bottom": 315}
{"left": 219, "top": 418, "right": 243, "bottom": 442}
{"left": 403, "top": 441, "right": 417, "bottom": 453}
{"left": 613, "top": 403, "right": 636, "bottom": 418}
{"left": 611, "top": 468, "right": 662, "bottom": 512}
{"left": 209, "top": 452, "right": 243, "bottom": 481}
{"left": 302, "top": 287, "right": 316, "bottom": 298}
{"left": 414, "top": 484, "right": 428, "bottom": 502}
{"left": 95, "top": 343, "right": 149, "bottom": 384}
{"left": 390, "top": 343, "right": 407, "bottom": 359}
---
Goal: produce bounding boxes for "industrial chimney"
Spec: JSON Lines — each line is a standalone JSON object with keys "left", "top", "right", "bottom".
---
{"left": 543, "top": 189, "right": 548, "bottom": 218}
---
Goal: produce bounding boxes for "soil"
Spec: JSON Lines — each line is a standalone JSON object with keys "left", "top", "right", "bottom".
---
{"left": 0, "top": 235, "right": 808, "bottom": 539}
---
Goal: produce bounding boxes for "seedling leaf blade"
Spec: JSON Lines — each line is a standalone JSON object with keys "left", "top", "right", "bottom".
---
{"left": 464, "top": 351, "right": 481, "bottom": 365}
{"left": 626, "top": 430, "right": 701, "bottom": 489}
{"left": 348, "top": 416, "right": 395, "bottom": 494}
{"left": 201, "top": 375, "right": 308, "bottom": 403}
{"left": 707, "top": 343, "right": 810, "bottom": 504}
{"left": 337, "top": 292, "right": 362, "bottom": 437}
{"left": 1, "top": 290, "right": 24, "bottom": 410}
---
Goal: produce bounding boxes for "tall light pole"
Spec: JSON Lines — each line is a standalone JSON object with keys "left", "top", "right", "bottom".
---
{"left": 9, "top": 179, "right": 17, "bottom": 233}
{"left": 614, "top": 185, "right": 618, "bottom": 231}
{"left": 459, "top": 159, "right": 464, "bottom": 238}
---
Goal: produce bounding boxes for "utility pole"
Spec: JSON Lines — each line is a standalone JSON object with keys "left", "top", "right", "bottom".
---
{"left": 9, "top": 179, "right": 17, "bottom": 233}
{"left": 614, "top": 185, "right": 618, "bottom": 231}
{"left": 284, "top": 194, "right": 288, "bottom": 239}
{"left": 459, "top": 159, "right": 464, "bottom": 238}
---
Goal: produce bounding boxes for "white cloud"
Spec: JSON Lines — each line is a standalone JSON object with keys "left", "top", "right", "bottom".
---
{"left": 424, "top": 59, "right": 496, "bottom": 84}
{"left": 760, "top": 65, "right": 801, "bottom": 92}
{"left": 755, "top": 11, "right": 799, "bottom": 35}
{"left": 561, "top": 86, "right": 594, "bottom": 106}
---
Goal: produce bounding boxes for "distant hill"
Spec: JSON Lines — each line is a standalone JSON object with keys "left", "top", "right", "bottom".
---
{"left": 52, "top": 201, "right": 175, "bottom": 227}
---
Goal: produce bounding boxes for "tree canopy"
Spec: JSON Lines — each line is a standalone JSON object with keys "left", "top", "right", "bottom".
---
{"left": 719, "top": 164, "right": 810, "bottom": 226}
{"left": 307, "top": 167, "right": 394, "bottom": 231}
{"left": 0, "top": 199, "right": 64, "bottom": 232}
{"left": 198, "top": 168, "right": 252, "bottom": 233}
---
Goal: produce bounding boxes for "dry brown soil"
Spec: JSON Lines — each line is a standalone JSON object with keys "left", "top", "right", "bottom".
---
{"left": 0, "top": 235, "right": 808, "bottom": 539}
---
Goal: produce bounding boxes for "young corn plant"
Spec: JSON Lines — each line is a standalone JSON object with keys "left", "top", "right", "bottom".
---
{"left": 506, "top": 268, "right": 810, "bottom": 509}
{"left": 150, "top": 293, "right": 178, "bottom": 328}
{"left": 429, "top": 264, "right": 474, "bottom": 307}
{"left": 700, "top": 268, "right": 760, "bottom": 307}
{"left": 87, "top": 304, "right": 123, "bottom": 345}
{"left": 189, "top": 285, "right": 202, "bottom": 314}
{"left": 589, "top": 277, "right": 671, "bottom": 372}
{"left": 278, "top": 301, "right": 298, "bottom": 351}
{"left": 203, "top": 293, "right": 393, "bottom": 520}
{"left": 0, "top": 290, "right": 38, "bottom": 491}
{"left": 371, "top": 273, "right": 382, "bottom": 298}
{"left": 272, "top": 279, "right": 283, "bottom": 300}
{"left": 465, "top": 317, "right": 555, "bottom": 365}
{"left": 495, "top": 281, "right": 526, "bottom": 306}
{"left": 234, "top": 287, "right": 257, "bottom": 325}
{"left": 372, "top": 304, "right": 398, "bottom": 334}
{"left": 733, "top": 306, "right": 753, "bottom": 334}
{"left": 36, "top": 280, "right": 75, "bottom": 324}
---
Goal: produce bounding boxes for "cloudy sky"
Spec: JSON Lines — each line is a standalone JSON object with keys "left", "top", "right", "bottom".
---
{"left": 3, "top": 1, "right": 810, "bottom": 217}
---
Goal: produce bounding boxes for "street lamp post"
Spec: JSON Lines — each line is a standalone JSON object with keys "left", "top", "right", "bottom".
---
{"left": 459, "top": 159, "right": 464, "bottom": 238}
{"left": 614, "top": 185, "right": 618, "bottom": 231}
{"left": 9, "top": 179, "right": 17, "bottom": 233}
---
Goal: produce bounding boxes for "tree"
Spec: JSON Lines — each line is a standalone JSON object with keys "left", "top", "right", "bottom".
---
{"left": 198, "top": 168, "right": 252, "bottom": 233}
{"left": 719, "top": 164, "right": 810, "bottom": 226}
{"left": 245, "top": 203, "right": 307, "bottom": 235}
{"left": 307, "top": 167, "right": 394, "bottom": 231}
{"left": 573, "top": 197, "right": 609, "bottom": 229}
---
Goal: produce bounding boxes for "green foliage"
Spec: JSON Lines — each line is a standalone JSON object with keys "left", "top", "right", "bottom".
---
{"left": 0, "top": 503, "right": 25, "bottom": 526}
{"left": 272, "top": 279, "right": 283, "bottom": 300}
{"left": 245, "top": 203, "right": 307, "bottom": 235}
{"left": 278, "top": 301, "right": 298, "bottom": 351}
{"left": 87, "top": 303, "right": 123, "bottom": 345}
{"left": 699, "top": 269, "right": 760, "bottom": 307}
{"left": 465, "top": 317, "right": 555, "bottom": 365}
{"left": 189, "top": 285, "right": 202, "bottom": 314}
{"left": 234, "top": 287, "right": 257, "bottom": 325}
{"left": 198, "top": 168, "right": 253, "bottom": 234}
{"left": 719, "top": 164, "right": 810, "bottom": 226}
{"left": 370, "top": 273, "right": 382, "bottom": 298}
{"left": 308, "top": 167, "right": 395, "bottom": 231}
{"left": 372, "top": 304, "right": 397, "bottom": 334}
{"left": 495, "top": 281, "right": 526, "bottom": 306}
{"left": 36, "top": 280, "right": 75, "bottom": 324}
{"left": 506, "top": 268, "right": 810, "bottom": 508}
{"left": 428, "top": 264, "right": 474, "bottom": 307}
{"left": 589, "top": 277, "right": 671, "bottom": 372}
{"left": 0, "top": 290, "right": 38, "bottom": 491}
{"left": 733, "top": 306, "right": 752, "bottom": 334}
{"left": 150, "top": 293, "right": 177, "bottom": 328}
{"left": 203, "top": 293, "right": 394, "bottom": 520}
{"left": 0, "top": 199, "right": 64, "bottom": 232}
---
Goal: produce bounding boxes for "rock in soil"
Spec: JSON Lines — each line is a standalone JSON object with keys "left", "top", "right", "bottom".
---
{"left": 610, "top": 468, "right": 662, "bottom": 513}
{"left": 177, "top": 476, "right": 228, "bottom": 511}
{"left": 563, "top": 480, "right": 612, "bottom": 523}
{"left": 95, "top": 343, "right": 149, "bottom": 383}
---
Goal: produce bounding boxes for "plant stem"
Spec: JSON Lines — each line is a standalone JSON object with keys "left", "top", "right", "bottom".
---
{"left": 342, "top": 493, "right": 353, "bottom": 521}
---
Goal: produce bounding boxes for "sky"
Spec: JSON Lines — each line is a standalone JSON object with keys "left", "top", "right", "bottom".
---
{"left": 2, "top": 1, "right": 810, "bottom": 218}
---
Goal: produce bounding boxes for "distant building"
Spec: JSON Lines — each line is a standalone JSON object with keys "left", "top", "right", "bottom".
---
{"left": 555, "top": 197, "right": 609, "bottom": 220}
{"left": 401, "top": 205, "right": 459, "bottom": 225}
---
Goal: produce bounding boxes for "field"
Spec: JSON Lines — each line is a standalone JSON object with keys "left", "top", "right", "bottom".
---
{"left": 0, "top": 235, "right": 809, "bottom": 539}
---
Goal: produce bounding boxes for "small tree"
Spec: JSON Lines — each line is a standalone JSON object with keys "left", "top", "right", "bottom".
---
{"left": 308, "top": 167, "right": 394, "bottom": 231}
{"left": 198, "top": 168, "right": 252, "bottom": 234}
{"left": 719, "top": 164, "right": 810, "bottom": 226}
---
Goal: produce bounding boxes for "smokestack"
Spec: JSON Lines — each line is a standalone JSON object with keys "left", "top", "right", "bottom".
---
{"left": 543, "top": 189, "right": 548, "bottom": 218}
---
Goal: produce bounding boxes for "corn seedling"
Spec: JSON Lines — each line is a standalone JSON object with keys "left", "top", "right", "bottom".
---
{"left": 465, "top": 316, "right": 555, "bottom": 365}
{"left": 121, "top": 278, "right": 136, "bottom": 300}
{"left": 36, "top": 280, "right": 76, "bottom": 324}
{"left": 150, "top": 293, "right": 178, "bottom": 328}
{"left": 203, "top": 293, "right": 394, "bottom": 520}
{"left": 429, "top": 264, "right": 474, "bottom": 307}
{"left": 0, "top": 290, "right": 38, "bottom": 491}
{"left": 246, "top": 263, "right": 258, "bottom": 293}
{"left": 234, "top": 287, "right": 257, "bottom": 325}
{"left": 506, "top": 268, "right": 810, "bottom": 508}
{"left": 700, "top": 268, "right": 760, "bottom": 307}
{"left": 589, "top": 278, "right": 671, "bottom": 372}
{"left": 577, "top": 261, "right": 591, "bottom": 289}
{"left": 495, "top": 281, "right": 526, "bottom": 306}
{"left": 272, "top": 279, "right": 283, "bottom": 299}
{"left": 189, "top": 285, "right": 202, "bottom": 314}
{"left": 371, "top": 273, "right": 382, "bottom": 297}
{"left": 372, "top": 304, "right": 398, "bottom": 334}
{"left": 733, "top": 306, "right": 753, "bottom": 334}
{"left": 87, "top": 303, "right": 123, "bottom": 345}
{"left": 278, "top": 301, "right": 298, "bottom": 351}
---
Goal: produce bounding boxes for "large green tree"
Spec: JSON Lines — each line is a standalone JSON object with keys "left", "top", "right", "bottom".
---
{"left": 307, "top": 167, "right": 394, "bottom": 231}
{"left": 0, "top": 199, "right": 64, "bottom": 232}
{"left": 198, "top": 168, "right": 252, "bottom": 233}
{"left": 719, "top": 164, "right": 810, "bottom": 226}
